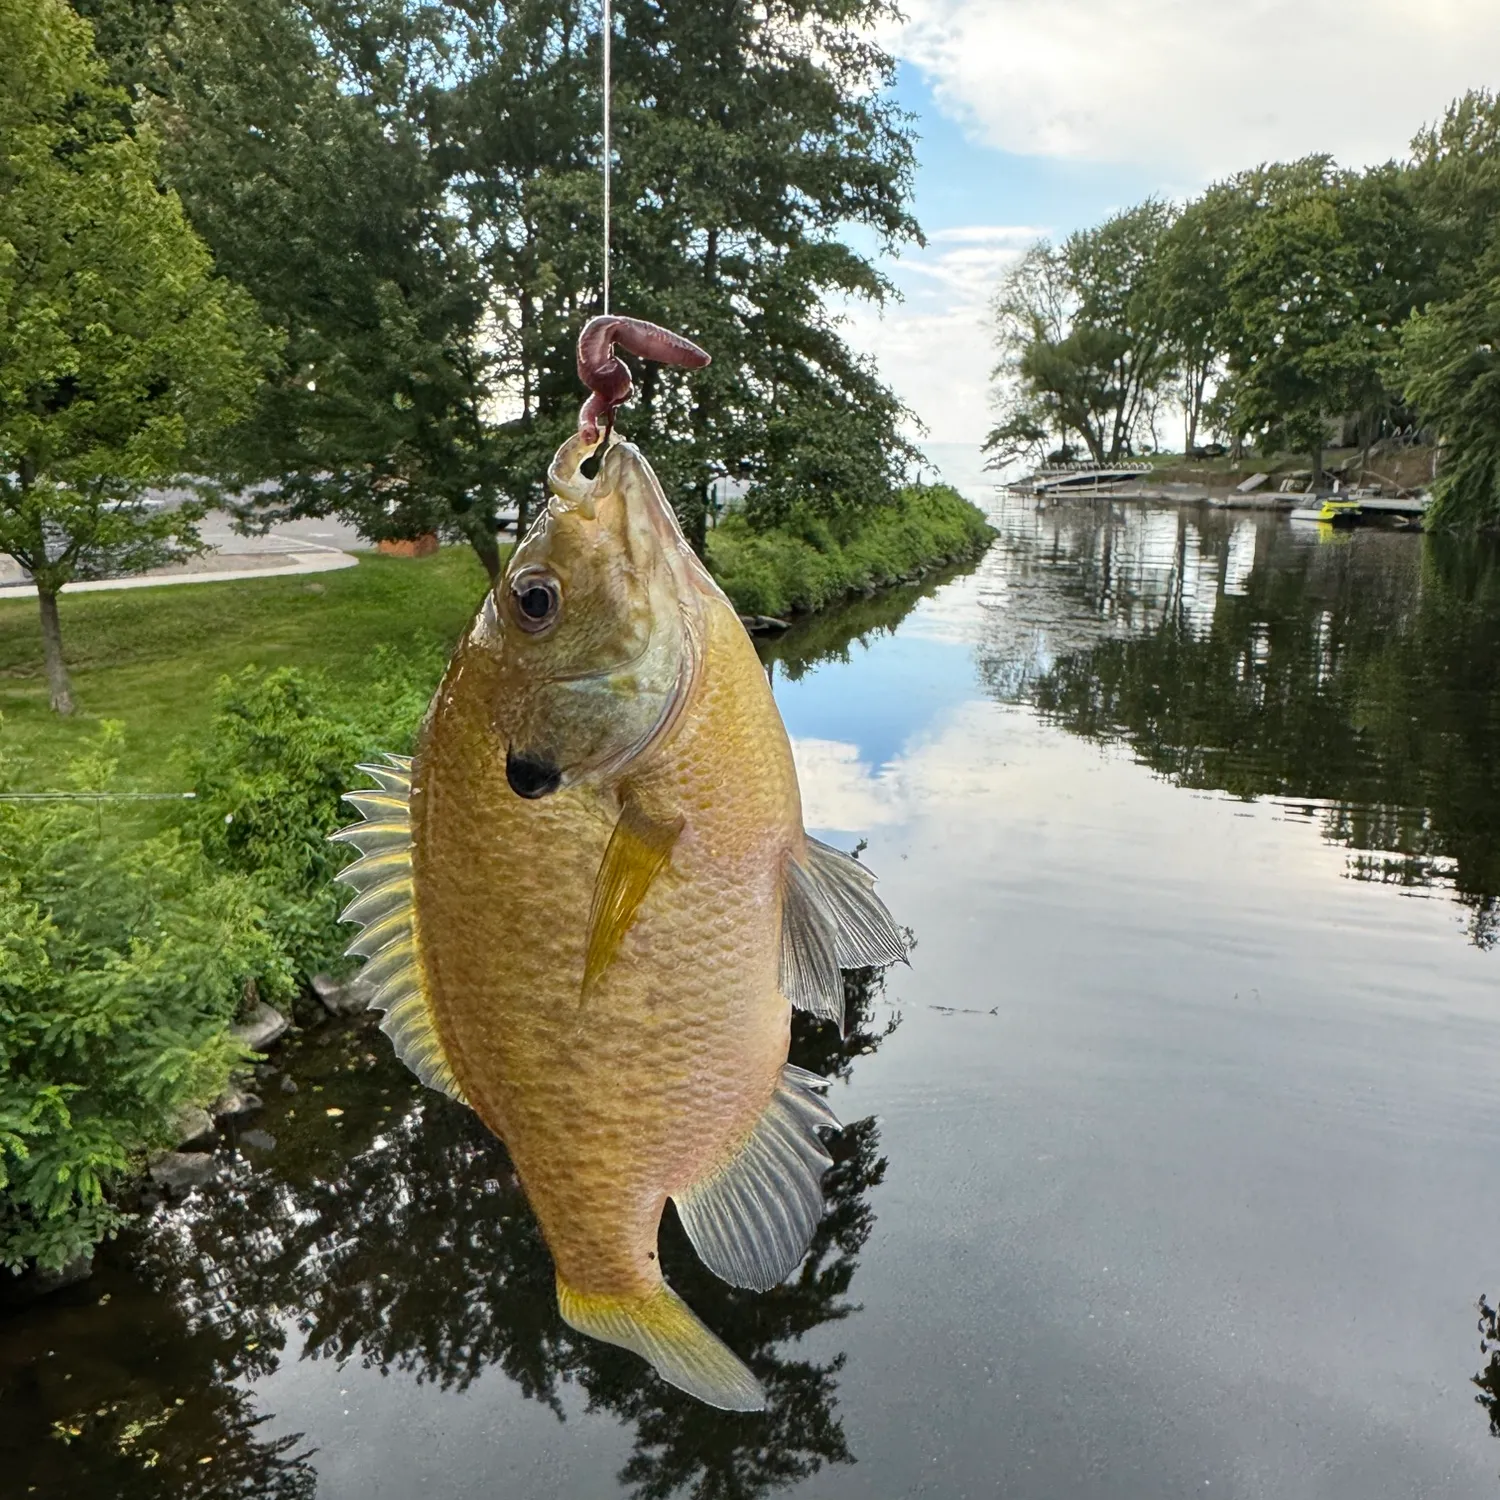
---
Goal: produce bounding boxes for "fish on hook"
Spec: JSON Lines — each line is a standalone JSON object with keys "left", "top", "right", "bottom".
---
{"left": 331, "top": 319, "right": 906, "bottom": 1411}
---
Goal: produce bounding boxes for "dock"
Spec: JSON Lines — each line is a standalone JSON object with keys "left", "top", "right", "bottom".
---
{"left": 1013, "top": 464, "right": 1430, "bottom": 521}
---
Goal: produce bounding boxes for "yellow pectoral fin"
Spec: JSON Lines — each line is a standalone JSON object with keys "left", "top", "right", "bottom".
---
{"left": 583, "top": 800, "right": 683, "bottom": 994}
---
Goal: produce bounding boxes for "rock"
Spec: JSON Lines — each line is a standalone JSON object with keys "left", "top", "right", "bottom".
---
{"left": 279, "top": 1074, "right": 299, "bottom": 1095}
{"left": 148, "top": 1152, "right": 219, "bottom": 1193}
{"left": 172, "top": 1105, "right": 215, "bottom": 1149}
{"left": 230, "top": 1001, "right": 289, "bottom": 1053}
{"left": 311, "top": 972, "right": 374, "bottom": 1018}
{"left": 212, "top": 1089, "right": 263, "bottom": 1120}
{"left": 1, "top": 1253, "right": 94, "bottom": 1308}
{"left": 239, "top": 1129, "right": 277, "bottom": 1151}
{"left": 738, "top": 614, "right": 790, "bottom": 634}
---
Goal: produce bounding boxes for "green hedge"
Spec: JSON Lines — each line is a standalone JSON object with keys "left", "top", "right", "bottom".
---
{"left": 706, "top": 484, "right": 995, "bottom": 618}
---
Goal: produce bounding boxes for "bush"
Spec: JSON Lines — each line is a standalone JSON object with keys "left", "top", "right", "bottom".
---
{"left": 707, "top": 484, "right": 994, "bottom": 618}
{"left": 0, "top": 725, "right": 294, "bottom": 1273}
{"left": 180, "top": 646, "right": 444, "bottom": 981}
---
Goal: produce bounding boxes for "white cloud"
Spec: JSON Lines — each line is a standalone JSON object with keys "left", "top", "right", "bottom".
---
{"left": 837, "top": 225, "right": 1038, "bottom": 444}
{"left": 893, "top": 0, "right": 1497, "bottom": 178}
{"left": 791, "top": 737, "right": 909, "bottom": 832}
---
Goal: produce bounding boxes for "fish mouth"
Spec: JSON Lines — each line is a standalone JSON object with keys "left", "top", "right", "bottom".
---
{"left": 505, "top": 748, "right": 563, "bottom": 799}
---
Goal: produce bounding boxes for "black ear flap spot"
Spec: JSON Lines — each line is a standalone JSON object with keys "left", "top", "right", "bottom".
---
{"left": 506, "top": 749, "right": 562, "bottom": 800}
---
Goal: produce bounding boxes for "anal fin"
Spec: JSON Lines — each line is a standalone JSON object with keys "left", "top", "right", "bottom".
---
{"left": 780, "top": 836, "right": 907, "bottom": 1030}
{"left": 673, "top": 1065, "right": 841, "bottom": 1292}
{"left": 585, "top": 800, "right": 682, "bottom": 993}
{"left": 557, "top": 1276, "right": 765, "bottom": 1411}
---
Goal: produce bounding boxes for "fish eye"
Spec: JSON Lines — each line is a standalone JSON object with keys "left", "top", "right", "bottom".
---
{"left": 509, "top": 570, "right": 561, "bottom": 634}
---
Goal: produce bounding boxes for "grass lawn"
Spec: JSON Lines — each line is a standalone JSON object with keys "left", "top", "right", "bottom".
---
{"left": 0, "top": 548, "right": 491, "bottom": 787}
{"left": 0, "top": 481, "right": 996, "bottom": 788}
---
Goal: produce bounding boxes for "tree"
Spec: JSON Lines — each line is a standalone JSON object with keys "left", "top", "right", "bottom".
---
{"left": 101, "top": 0, "right": 918, "bottom": 572}
{"left": 985, "top": 243, "right": 1075, "bottom": 468}
{"left": 1403, "top": 232, "right": 1500, "bottom": 531}
{"left": 1402, "top": 90, "right": 1500, "bottom": 531}
{"left": 448, "top": 0, "right": 921, "bottom": 552}
{"left": 1217, "top": 158, "right": 1423, "bottom": 480}
{"left": 133, "top": 0, "right": 508, "bottom": 576}
{"left": 0, "top": 0, "right": 269, "bottom": 712}
{"left": 1158, "top": 189, "right": 1243, "bottom": 453}
{"left": 986, "top": 202, "right": 1176, "bottom": 468}
{"left": 1409, "top": 90, "right": 1500, "bottom": 300}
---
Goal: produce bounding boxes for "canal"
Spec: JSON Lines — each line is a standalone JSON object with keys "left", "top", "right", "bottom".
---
{"left": 6, "top": 487, "right": 1500, "bottom": 1498}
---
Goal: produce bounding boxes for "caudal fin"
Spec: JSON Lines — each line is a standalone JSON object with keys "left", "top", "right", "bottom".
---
{"left": 556, "top": 1276, "right": 765, "bottom": 1411}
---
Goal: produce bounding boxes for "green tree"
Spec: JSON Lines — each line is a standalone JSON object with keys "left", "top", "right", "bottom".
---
{"left": 1158, "top": 189, "right": 1242, "bottom": 453}
{"left": 987, "top": 202, "right": 1176, "bottom": 467}
{"left": 136, "top": 0, "right": 509, "bottom": 575}
{"left": 449, "top": 0, "right": 921, "bottom": 551}
{"left": 1210, "top": 157, "right": 1429, "bottom": 477}
{"left": 0, "top": 0, "right": 269, "bottom": 713}
{"left": 104, "top": 0, "right": 918, "bottom": 569}
{"left": 1409, "top": 90, "right": 1500, "bottom": 300}
{"left": 1402, "top": 90, "right": 1500, "bottom": 531}
{"left": 1403, "top": 234, "right": 1500, "bottom": 531}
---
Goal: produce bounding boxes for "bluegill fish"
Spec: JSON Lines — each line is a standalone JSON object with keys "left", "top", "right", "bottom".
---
{"left": 333, "top": 389, "right": 905, "bottom": 1411}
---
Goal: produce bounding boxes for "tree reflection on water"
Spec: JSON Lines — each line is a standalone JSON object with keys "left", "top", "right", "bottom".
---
{"left": 11, "top": 970, "right": 897, "bottom": 1500}
{"left": 973, "top": 502, "right": 1500, "bottom": 947}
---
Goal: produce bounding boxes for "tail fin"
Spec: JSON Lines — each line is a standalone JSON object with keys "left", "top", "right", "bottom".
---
{"left": 556, "top": 1276, "right": 765, "bottom": 1411}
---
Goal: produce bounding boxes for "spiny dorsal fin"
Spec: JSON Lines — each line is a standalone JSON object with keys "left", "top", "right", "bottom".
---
{"left": 584, "top": 800, "right": 682, "bottom": 994}
{"left": 330, "top": 758, "right": 467, "bottom": 1106}
{"left": 672, "top": 1064, "right": 841, "bottom": 1292}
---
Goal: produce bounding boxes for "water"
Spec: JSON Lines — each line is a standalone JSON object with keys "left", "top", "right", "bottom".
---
{"left": 6, "top": 492, "right": 1500, "bottom": 1499}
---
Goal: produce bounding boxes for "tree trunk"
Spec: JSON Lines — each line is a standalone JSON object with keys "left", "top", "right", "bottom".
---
{"left": 37, "top": 587, "right": 74, "bottom": 715}
{"left": 1184, "top": 364, "right": 1202, "bottom": 453}
{"left": 468, "top": 522, "right": 502, "bottom": 586}
{"left": 1311, "top": 439, "right": 1324, "bottom": 493}
{"left": 685, "top": 483, "right": 709, "bottom": 560}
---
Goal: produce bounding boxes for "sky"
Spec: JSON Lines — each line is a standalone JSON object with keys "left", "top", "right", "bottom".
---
{"left": 858, "top": 0, "right": 1500, "bottom": 446}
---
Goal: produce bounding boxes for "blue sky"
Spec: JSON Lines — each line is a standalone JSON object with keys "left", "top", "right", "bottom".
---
{"left": 891, "top": 63, "right": 1162, "bottom": 240}
{"left": 855, "top": 0, "right": 1500, "bottom": 448}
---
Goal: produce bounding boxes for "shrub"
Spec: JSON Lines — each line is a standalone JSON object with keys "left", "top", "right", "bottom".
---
{"left": 180, "top": 646, "right": 444, "bottom": 980}
{"left": 0, "top": 726, "right": 294, "bottom": 1273}
{"left": 707, "top": 484, "right": 994, "bottom": 618}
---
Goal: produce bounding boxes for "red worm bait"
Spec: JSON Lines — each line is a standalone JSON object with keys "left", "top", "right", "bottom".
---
{"left": 577, "top": 315, "right": 711, "bottom": 443}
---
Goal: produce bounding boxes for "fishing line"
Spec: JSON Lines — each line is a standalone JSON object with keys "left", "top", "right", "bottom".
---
{"left": 602, "top": 0, "right": 612, "bottom": 316}
{"left": 0, "top": 791, "right": 197, "bottom": 801}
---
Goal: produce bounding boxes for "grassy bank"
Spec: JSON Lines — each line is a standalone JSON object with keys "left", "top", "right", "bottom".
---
{"left": 0, "top": 486, "right": 994, "bottom": 780}
{"left": 0, "top": 548, "right": 491, "bottom": 785}
{"left": 1139, "top": 445, "right": 1439, "bottom": 494}
{"left": 706, "top": 483, "right": 995, "bottom": 618}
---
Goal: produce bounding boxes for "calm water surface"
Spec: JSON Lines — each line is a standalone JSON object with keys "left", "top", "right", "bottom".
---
{"left": 6, "top": 489, "right": 1500, "bottom": 1499}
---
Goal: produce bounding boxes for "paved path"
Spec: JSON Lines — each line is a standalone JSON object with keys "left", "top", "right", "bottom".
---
{"left": 0, "top": 510, "right": 364, "bottom": 598}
